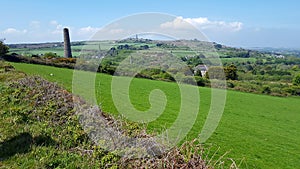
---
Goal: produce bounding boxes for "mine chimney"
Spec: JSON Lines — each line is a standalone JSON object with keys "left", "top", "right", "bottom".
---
{"left": 63, "top": 28, "right": 72, "bottom": 58}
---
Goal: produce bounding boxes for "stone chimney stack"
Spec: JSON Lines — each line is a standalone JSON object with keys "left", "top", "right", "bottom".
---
{"left": 63, "top": 28, "right": 72, "bottom": 58}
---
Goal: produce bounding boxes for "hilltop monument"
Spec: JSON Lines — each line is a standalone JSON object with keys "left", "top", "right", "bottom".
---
{"left": 63, "top": 28, "right": 72, "bottom": 58}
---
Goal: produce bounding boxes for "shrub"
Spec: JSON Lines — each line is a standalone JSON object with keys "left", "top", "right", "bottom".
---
{"left": 261, "top": 85, "right": 271, "bottom": 94}
{"left": 194, "top": 76, "right": 207, "bottom": 86}
{"left": 55, "top": 57, "right": 77, "bottom": 64}
{"left": 293, "top": 74, "right": 300, "bottom": 86}
{"left": 101, "top": 65, "right": 116, "bottom": 75}
{"left": 44, "top": 52, "right": 58, "bottom": 59}
{"left": 161, "top": 72, "right": 175, "bottom": 82}
{"left": 227, "top": 81, "right": 235, "bottom": 88}
{"left": 0, "top": 41, "right": 9, "bottom": 56}
{"left": 179, "top": 76, "right": 196, "bottom": 85}
{"left": 284, "top": 86, "right": 300, "bottom": 96}
{"left": 206, "top": 65, "right": 238, "bottom": 80}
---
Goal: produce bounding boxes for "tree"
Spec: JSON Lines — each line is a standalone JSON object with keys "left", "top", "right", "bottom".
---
{"left": 214, "top": 43, "right": 222, "bottom": 49}
{"left": 205, "top": 66, "right": 225, "bottom": 80}
{"left": 292, "top": 65, "right": 299, "bottom": 71}
{"left": 194, "top": 76, "right": 206, "bottom": 86}
{"left": 293, "top": 74, "right": 300, "bottom": 86}
{"left": 44, "top": 52, "right": 58, "bottom": 58}
{"left": 140, "top": 45, "right": 149, "bottom": 50}
{"left": 0, "top": 41, "right": 9, "bottom": 56}
{"left": 224, "top": 64, "right": 238, "bottom": 80}
{"left": 206, "top": 64, "right": 238, "bottom": 80}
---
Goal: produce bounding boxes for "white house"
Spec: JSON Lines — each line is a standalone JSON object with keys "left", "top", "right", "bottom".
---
{"left": 194, "top": 64, "right": 208, "bottom": 77}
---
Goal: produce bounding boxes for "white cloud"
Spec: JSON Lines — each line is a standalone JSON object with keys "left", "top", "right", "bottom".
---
{"left": 89, "top": 27, "right": 128, "bottom": 40}
{"left": 160, "top": 17, "right": 192, "bottom": 30}
{"left": 161, "top": 16, "right": 243, "bottom": 32}
{"left": 109, "top": 28, "right": 124, "bottom": 34}
{"left": 2, "top": 28, "right": 27, "bottom": 34}
{"left": 1, "top": 17, "right": 242, "bottom": 44}
{"left": 50, "top": 20, "right": 58, "bottom": 25}
{"left": 30, "top": 21, "right": 40, "bottom": 29}
{"left": 48, "top": 21, "right": 101, "bottom": 40}
{"left": 51, "top": 24, "right": 64, "bottom": 35}
{"left": 77, "top": 26, "right": 100, "bottom": 35}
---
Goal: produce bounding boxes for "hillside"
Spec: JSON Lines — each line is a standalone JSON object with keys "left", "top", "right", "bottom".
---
{"left": 0, "top": 61, "right": 218, "bottom": 168}
{"left": 6, "top": 39, "right": 300, "bottom": 97}
{"left": 10, "top": 62, "right": 300, "bottom": 169}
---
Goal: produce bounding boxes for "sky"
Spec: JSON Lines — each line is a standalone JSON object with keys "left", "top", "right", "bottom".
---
{"left": 1, "top": 0, "right": 300, "bottom": 48}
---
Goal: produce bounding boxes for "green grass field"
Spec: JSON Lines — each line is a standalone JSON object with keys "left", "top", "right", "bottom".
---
{"left": 9, "top": 41, "right": 116, "bottom": 57}
{"left": 10, "top": 47, "right": 82, "bottom": 58}
{"left": 221, "top": 57, "right": 257, "bottom": 63}
{"left": 11, "top": 62, "right": 300, "bottom": 169}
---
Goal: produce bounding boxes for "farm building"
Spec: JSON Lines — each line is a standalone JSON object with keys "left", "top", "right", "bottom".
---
{"left": 194, "top": 64, "right": 208, "bottom": 77}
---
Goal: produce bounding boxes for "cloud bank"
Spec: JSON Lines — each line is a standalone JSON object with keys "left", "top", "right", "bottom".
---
{"left": 0, "top": 20, "right": 101, "bottom": 43}
{"left": 160, "top": 16, "right": 243, "bottom": 32}
{"left": 0, "top": 16, "right": 244, "bottom": 44}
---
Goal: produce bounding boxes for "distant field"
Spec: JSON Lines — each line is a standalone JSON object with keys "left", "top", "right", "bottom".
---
{"left": 72, "top": 41, "right": 117, "bottom": 51}
{"left": 9, "top": 41, "right": 116, "bottom": 57}
{"left": 11, "top": 62, "right": 300, "bottom": 169}
{"left": 11, "top": 41, "right": 256, "bottom": 63}
{"left": 168, "top": 50, "right": 196, "bottom": 57}
{"left": 221, "top": 57, "right": 257, "bottom": 63}
{"left": 10, "top": 47, "right": 81, "bottom": 57}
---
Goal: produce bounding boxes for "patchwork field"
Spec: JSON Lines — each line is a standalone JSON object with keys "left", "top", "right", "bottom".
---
{"left": 11, "top": 62, "right": 300, "bottom": 169}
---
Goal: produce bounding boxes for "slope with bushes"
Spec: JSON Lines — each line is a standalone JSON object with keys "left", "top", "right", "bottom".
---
{"left": 10, "top": 62, "right": 300, "bottom": 169}
{"left": 1, "top": 61, "right": 229, "bottom": 168}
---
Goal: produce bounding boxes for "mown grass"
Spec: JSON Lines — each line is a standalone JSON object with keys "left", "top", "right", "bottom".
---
{"left": 11, "top": 62, "right": 300, "bottom": 169}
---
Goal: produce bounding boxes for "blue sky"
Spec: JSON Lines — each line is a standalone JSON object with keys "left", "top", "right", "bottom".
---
{"left": 1, "top": 0, "right": 300, "bottom": 48}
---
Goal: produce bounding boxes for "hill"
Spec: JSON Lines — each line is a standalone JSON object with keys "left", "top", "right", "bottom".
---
{"left": 10, "top": 62, "right": 300, "bottom": 169}
{"left": 5, "top": 39, "right": 300, "bottom": 97}
{"left": 0, "top": 61, "right": 217, "bottom": 168}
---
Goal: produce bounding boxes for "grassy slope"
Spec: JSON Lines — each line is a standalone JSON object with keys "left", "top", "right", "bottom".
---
{"left": 0, "top": 64, "right": 120, "bottom": 168}
{"left": 11, "top": 62, "right": 300, "bottom": 169}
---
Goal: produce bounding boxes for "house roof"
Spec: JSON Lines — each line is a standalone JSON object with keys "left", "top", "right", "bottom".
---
{"left": 194, "top": 64, "right": 208, "bottom": 71}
